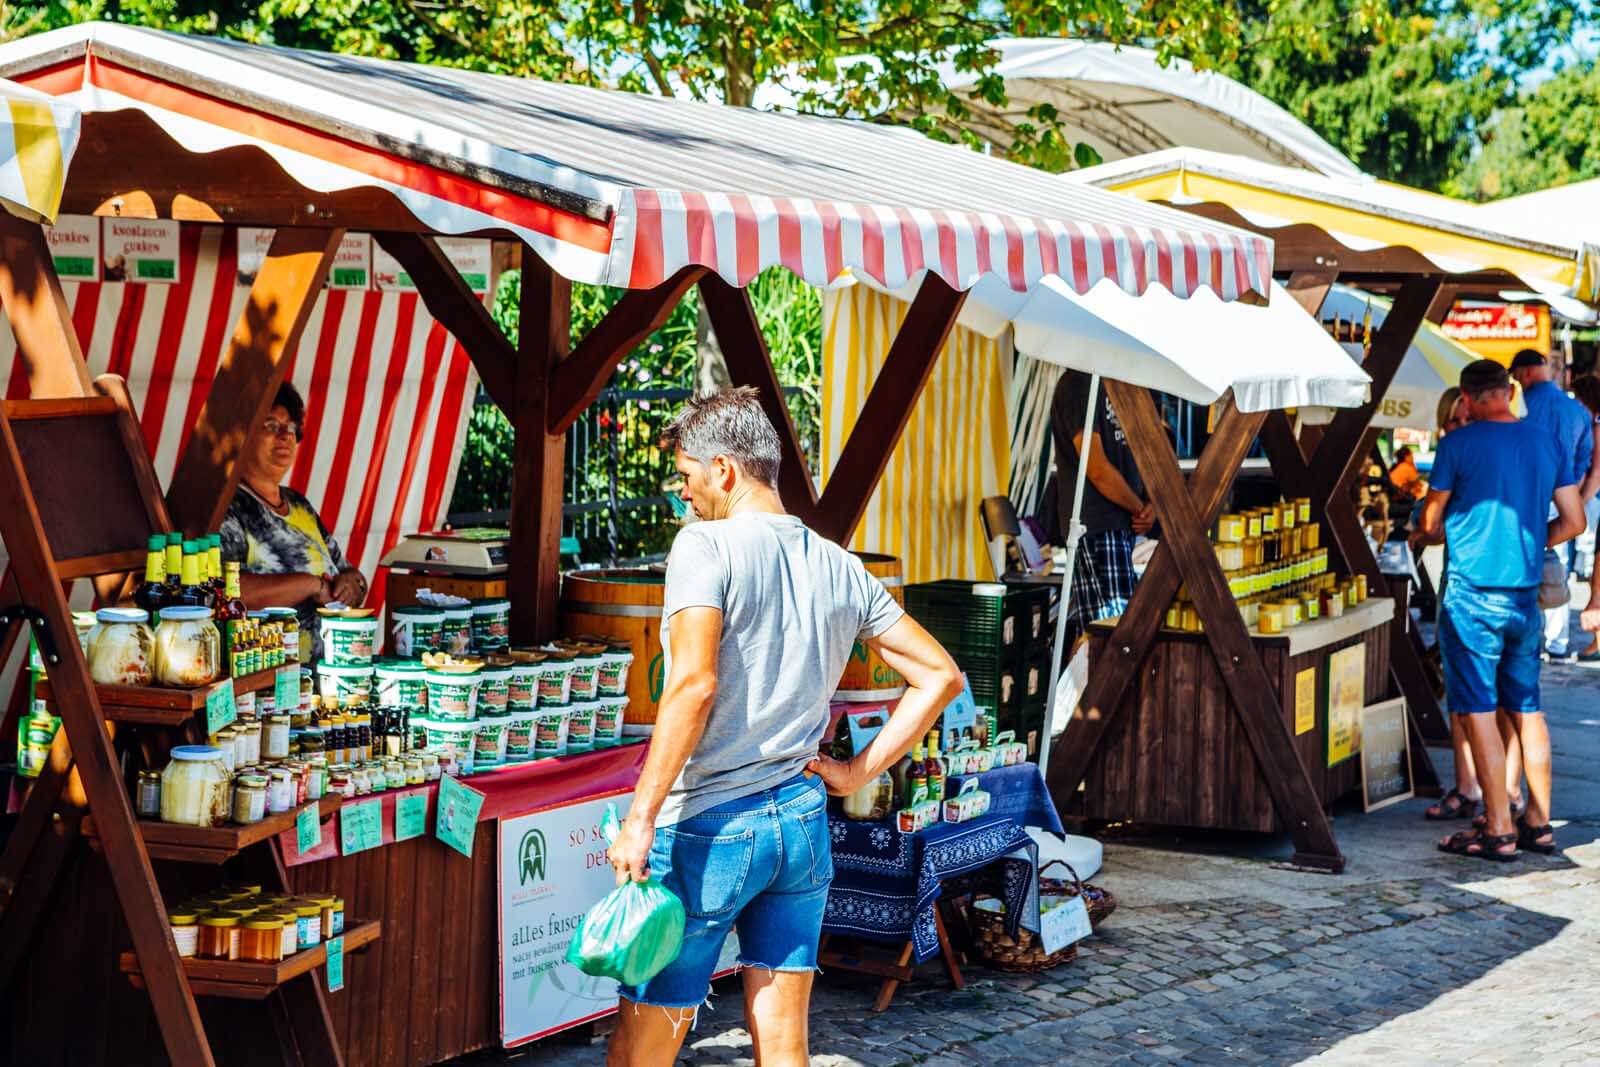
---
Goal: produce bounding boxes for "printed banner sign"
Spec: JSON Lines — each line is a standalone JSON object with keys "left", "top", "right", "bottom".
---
{"left": 1326, "top": 644, "right": 1365, "bottom": 767}
{"left": 103, "top": 218, "right": 180, "bottom": 283}
{"left": 373, "top": 236, "right": 493, "bottom": 294}
{"left": 44, "top": 215, "right": 100, "bottom": 281}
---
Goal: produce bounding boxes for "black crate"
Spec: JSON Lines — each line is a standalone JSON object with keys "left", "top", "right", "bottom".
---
{"left": 906, "top": 580, "right": 1053, "bottom": 662}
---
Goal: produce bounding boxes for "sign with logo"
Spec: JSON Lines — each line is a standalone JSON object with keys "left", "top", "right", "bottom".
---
{"left": 498, "top": 791, "right": 636, "bottom": 1047}
{"left": 1440, "top": 302, "right": 1550, "bottom": 364}
{"left": 497, "top": 792, "right": 743, "bottom": 1048}
{"left": 103, "top": 218, "right": 180, "bottom": 283}
{"left": 1360, "top": 697, "right": 1414, "bottom": 812}
{"left": 44, "top": 215, "right": 100, "bottom": 280}
{"left": 1325, "top": 644, "right": 1365, "bottom": 768}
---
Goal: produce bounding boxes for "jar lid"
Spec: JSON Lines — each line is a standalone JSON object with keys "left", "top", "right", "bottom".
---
{"left": 168, "top": 911, "right": 199, "bottom": 925}
{"left": 263, "top": 607, "right": 296, "bottom": 618}
{"left": 95, "top": 607, "right": 150, "bottom": 624}
{"left": 237, "top": 774, "right": 269, "bottom": 787}
{"left": 295, "top": 903, "right": 321, "bottom": 917}
{"left": 159, "top": 605, "right": 212, "bottom": 621}
{"left": 200, "top": 914, "right": 239, "bottom": 927}
{"left": 170, "top": 745, "right": 224, "bottom": 762}
{"left": 312, "top": 896, "right": 338, "bottom": 906}
{"left": 245, "top": 919, "right": 284, "bottom": 931}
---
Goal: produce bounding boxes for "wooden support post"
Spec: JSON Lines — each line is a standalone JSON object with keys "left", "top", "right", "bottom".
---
{"left": 508, "top": 253, "right": 571, "bottom": 645}
{"left": 1048, "top": 395, "right": 1260, "bottom": 811}
{"left": 697, "top": 275, "right": 819, "bottom": 520}
{"left": 1102, "top": 380, "right": 1343, "bottom": 870}
{"left": 0, "top": 421, "right": 213, "bottom": 1063}
{"left": 166, "top": 227, "right": 344, "bottom": 536}
{"left": 547, "top": 267, "right": 706, "bottom": 435}
{"left": 0, "top": 211, "right": 94, "bottom": 398}
{"left": 811, "top": 275, "right": 967, "bottom": 544}
{"left": 373, "top": 232, "right": 516, "bottom": 413}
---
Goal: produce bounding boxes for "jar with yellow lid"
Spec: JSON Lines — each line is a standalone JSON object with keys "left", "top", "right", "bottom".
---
{"left": 1259, "top": 604, "right": 1284, "bottom": 635}
{"left": 1355, "top": 574, "right": 1368, "bottom": 602}
{"left": 1217, "top": 513, "right": 1246, "bottom": 543}
{"left": 169, "top": 911, "right": 199, "bottom": 958}
{"left": 1261, "top": 507, "right": 1278, "bottom": 535}
{"left": 1245, "top": 510, "right": 1262, "bottom": 538}
{"left": 1302, "top": 595, "right": 1320, "bottom": 621}
{"left": 1215, "top": 541, "right": 1245, "bottom": 571}
{"left": 241, "top": 919, "right": 284, "bottom": 963}
{"left": 270, "top": 911, "right": 300, "bottom": 957}
{"left": 1278, "top": 599, "right": 1300, "bottom": 627}
{"left": 294, "top": 901, "right": 322, "bottom": 950}
{"left": 1305, "top": 523, "right": 1321, "bottom": 550}
{"left": 314, "top": 896, "right": 344, "bottom": 939}
{"left": 1280, "top": 500, "right": 1296, "bottom": 528}
{"left": 1296, "top": 497, "right": 1312, "bottom": 524}
{"left": 1165, "top": 601, "right": 1182, "bottom": 630}
{"left": 198, "top": 914, "right": 239, "bottom": 960}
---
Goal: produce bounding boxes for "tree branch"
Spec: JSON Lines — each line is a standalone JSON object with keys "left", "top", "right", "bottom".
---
{"left": 631, "top": 0, "right": 678, "bottom": 98}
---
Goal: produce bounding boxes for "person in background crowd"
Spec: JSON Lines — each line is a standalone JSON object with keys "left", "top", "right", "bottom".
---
{"left": 1423, "top": 385, "right": 1489, "bottom": 822}
{"left": 1051, "top": 370, "right": 1153, "bottom": 646}
{"left": 219, "top": 382, "right": 367, "bottom": 660}
{"left": 1509, "top": 350, "right": 1596, "bottom": 660}
{"left": 1572, "top": 374, "right": 1600, "bottom": 662}
{"left": 1389, "top": 446, "right": 1427, "bottom": 502}
{"left": 604, "top": 388, "right": 961, "bottom": 1067}
{"left": 1411, "top": 360, "right": 1585, "bottom": 860}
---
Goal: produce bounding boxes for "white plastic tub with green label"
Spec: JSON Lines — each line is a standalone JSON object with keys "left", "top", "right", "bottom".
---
{"left": 389, "top": 605, "right": 444, "bottom": 657}
{"left": 320, "top": 616, "right": 378, "bottom": 666}
{"left": 419, "top": 717, "right": 476, "bottom": 774}
{"left": 424, "top": 671, "right": 480, "bottom": 722}
{"left": 373, "top": 660, "right": 428, "bottom": 710}
{"left": 476, "top": 666, "right": 512, "bottom": 716}
{"left": 470, "top": 598, "right": 511, "bottom": 652}
{"left": 566, "top": 701, "right": 599, "bottom": 753}
{"left": 474, "top": 712, "right": 510, "bottom": 767}
{"left": 316, "top": 663, "right": 374, "bottom": 705}
{"left": 594, "top": 696, "right": 627, "bottom": 745}
{"left": 504, "top": 711, "right": 537, "bottom": 762}
{"left": 533, "top": 709, "right": 569, "bottom": 758}
{"left": 596, "top": 650, "right": 635, "bottom": 697}
{"left": 507, "top": 662, "right": 542, "bottom": 712}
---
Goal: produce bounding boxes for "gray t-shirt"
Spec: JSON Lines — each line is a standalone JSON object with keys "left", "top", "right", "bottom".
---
{"left": 656, "top": 512, "right": 904, "bottom": 826}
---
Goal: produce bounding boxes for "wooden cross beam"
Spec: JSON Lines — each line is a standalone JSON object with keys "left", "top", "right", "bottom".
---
{"left": 811, "top": 275, "right": 968, "bottom": 545}
{"left": 697, "top": 275, "right": 820, "bottom": 522}
{"left": 166, "top": 227, "right": 345, "bottom": 536}
{"left": 373, "top": 232, "right": 516, "bottom": 414}
{"left": 1255, "top": 275, "right": 1454, "bottom": 749}
{"left": 1103, "top": 381, "right": 1345, "bottom": 869}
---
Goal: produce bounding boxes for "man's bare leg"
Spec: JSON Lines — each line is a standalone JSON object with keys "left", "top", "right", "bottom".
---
{"left": 608, "top": 999, "right": 697, "bottom": 1067}
{"left": 1445, "top": 714, "right": 1516, "bottom": 855}
{"left": 1497, "top": 709, "right": 1527, "bottom": 810}
{"left": 1427, "top": 714, "right": 1483, "bottom": 817}
{"left": 743, "top": 967, "right": 814, "bottom": 1067}
{"left": 1513, "top": 711, "right": 1554, "bottom": 838}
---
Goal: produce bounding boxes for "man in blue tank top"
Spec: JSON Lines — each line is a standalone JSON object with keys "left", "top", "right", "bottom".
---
{"left": 1412, "top": 360, "right": 1585, "bottom": 861}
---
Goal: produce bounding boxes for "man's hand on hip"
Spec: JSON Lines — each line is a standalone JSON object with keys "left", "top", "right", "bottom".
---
{"left": 608, "top": 816, "right": 656, "bottom": 885}
{"left": 806, "top": 753, "right": 866, "bottom": 796}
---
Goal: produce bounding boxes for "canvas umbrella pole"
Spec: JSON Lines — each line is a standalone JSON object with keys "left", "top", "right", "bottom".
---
{"left": 1037, "top": 371, "right": 1098, "bottom": 774}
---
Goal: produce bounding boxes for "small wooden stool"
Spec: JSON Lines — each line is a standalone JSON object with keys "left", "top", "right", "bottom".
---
{"left": 818, "top": 897, "right": 967, "bottom": 1012}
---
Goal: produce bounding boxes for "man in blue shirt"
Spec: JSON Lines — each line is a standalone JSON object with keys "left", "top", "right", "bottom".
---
{"left": 1510, "top": 349, "right": 1597, "bottom": 657}
{"left": 1412, "top": 360, "right": 1585, "bottom": 860}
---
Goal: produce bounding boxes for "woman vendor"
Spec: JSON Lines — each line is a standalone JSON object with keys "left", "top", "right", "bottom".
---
{"left": 219, "top": 382, "right": 367, "bottom": 658}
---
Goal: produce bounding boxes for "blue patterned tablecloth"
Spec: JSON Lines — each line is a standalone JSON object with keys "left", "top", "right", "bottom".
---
{"left": 822, "top": 764, "right": 1062, "bottom": 962}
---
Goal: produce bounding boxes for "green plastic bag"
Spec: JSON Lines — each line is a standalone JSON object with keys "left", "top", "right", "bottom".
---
{"left": 565, "top": 804, "right": 686, "bottom": 987}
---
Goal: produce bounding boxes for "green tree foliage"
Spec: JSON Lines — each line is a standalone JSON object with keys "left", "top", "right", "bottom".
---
{"left": 1448, "top": 60, "right": 1600, "bottom": 200}
{"left": 1220, "top": 0, "right": 1590, "bottom": 190}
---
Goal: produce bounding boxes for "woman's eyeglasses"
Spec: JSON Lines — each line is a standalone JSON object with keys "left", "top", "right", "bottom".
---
{"left": 263, "top": 418, "right": 300, "bottom": 439}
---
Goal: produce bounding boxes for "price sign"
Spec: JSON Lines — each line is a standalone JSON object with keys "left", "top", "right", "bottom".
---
{"left": 435, "top": 774, "right": 485, "bottom": 858}
{"left": 1038, "top": 894, "right": 1093, "bottom": 955}
{"left": 204, "top": 678, "right": 237, "bottom": 734}
{"left": 340, "top": 799, "right": 383, "bottom": 855}
{"left": 274, "top": 667, "right": 300, "bottom": 714}
{"left": 395, "top": 791, "right": 428, "bottom": 841}
{"left": 296, "top": 804, "right": 322, "bottom": 855}
{"left": 325, "top": 935, "right": 344, "bottom": 992}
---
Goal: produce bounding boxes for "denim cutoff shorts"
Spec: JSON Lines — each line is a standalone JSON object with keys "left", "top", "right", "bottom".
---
{"left": 619, "top": 772, "right": 833, "bottom": 1009}
{"left": 1438, "top": 580, "right": 1543, "bottom": 714}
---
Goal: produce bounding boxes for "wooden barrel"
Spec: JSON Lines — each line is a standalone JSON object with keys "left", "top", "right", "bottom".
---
{"left": 560, "top": 569, "right": 665, "bottom": 728}
{"left": 835, "top": 552, "right": 906, "bottom": 701}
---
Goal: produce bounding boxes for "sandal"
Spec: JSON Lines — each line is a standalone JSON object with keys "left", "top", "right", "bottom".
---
{"left": 1517, "top": 818, "right": 1557, "bottom": 855}
{"left": 1438, "top": 828, "right": 1519, "bottom": 863}
{"left": 1473, "top": 795, "right": 1526, "bottom": 830}
{"left": 1424, "top": 789, "right": 1479, "bottom": 821}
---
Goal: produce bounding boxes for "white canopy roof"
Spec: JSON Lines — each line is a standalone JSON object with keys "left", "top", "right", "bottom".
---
{"left": 1300, "top": 286, "right": 1482, "bottom": 430}
{"left": 858, "top": 270, "right": 1370, "bottom": 412}
{"left": 935, "top": 38, "right": 1360, "bottom": 178}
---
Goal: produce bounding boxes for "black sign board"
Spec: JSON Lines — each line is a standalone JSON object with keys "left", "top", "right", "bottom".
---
{"left": 1360, "top": 698, "right": 1414, "bottom": 812}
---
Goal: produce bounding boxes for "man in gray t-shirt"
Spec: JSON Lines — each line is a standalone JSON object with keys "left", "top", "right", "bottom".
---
{"left": 605, "top": 387, "right": 961, "bottom": 1067}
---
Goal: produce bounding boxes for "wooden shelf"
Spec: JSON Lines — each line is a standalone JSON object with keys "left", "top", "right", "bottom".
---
{"left": 120, "top": 919, "right": 381, "bottom": 1000}
{"left": 85, "top": 795, "right": 342, "bottom": 864}
{"left": 36, "top": 663, "right": 295, "bottom": 725}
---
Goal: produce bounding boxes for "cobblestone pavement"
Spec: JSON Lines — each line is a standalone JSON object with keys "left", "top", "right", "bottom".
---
{"left": 488, "top": 661, "right": 1600, "bottom": 1067}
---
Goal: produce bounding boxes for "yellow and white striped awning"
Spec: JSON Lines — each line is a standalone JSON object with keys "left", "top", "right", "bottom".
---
{"left": 1069, "top": 147, "right": 1600, "bottom": 306}
{"left": 0, "top": 76, "right": 79, "bottom": 224}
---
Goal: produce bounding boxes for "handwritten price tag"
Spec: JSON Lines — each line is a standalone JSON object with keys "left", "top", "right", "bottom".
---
{"left": 324, "top": 935, "right": 344, "bottom": 992}
{"left": 339, "top": 799, "right": 383, "bottom": 856}
{"left": 434, "top": 775, "right": 485, "bottom": 858}
{"left": 395, "top": 792, "right": 428, "bottom": 842}
{"left": 204, "top": 678, "right": 236, "bottom": 734}
{"left": 295, "top": 803, "right": 321, "bottom": 855}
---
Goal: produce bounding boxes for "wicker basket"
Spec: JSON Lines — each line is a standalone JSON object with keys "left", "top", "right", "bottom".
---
{"left": 1038, "top": 859, "right": 1118, "bottom": 928}
{"left": 968, "top": 898, "right": 1078, "bottom": 973}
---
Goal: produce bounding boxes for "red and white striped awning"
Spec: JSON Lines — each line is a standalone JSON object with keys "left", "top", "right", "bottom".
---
{"left": 0, "top": 223, "right": 477, "bottom": 611}
{"left": 0, "top": 23, "right": 1275, "bottom": 303}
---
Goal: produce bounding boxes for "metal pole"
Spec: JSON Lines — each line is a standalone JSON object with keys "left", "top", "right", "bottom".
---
{"left": 1038, "top": 372, "right": 1099, "bottom": 775}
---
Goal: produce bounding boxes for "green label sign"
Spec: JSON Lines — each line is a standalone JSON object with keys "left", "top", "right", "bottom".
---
{"left": 395, "top": 791, "right": 428, "bottom": 841}
{"left": 296, "top": 803, "right": 321, "bottom": 855}
{"left": 274, "top": 667, "right": 299, "bottom": 714}
{"left": 204, "top": 678, "right": 237, "bottom": 734}
{"left": 135, "top": 258, "right": 176, "bottom": 280}
{"left": 340, "top": 798, "right": 383, "bottom": 855}
{"left": 325, "top": 935, "right": 344, "bottom": 992}
{"left": 435, "top": 774, "right": 485, "bottom": 858}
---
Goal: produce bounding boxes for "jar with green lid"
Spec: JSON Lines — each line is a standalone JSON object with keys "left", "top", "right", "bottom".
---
{"left": 169, "top": 911, "right": 199, "bottom": 958}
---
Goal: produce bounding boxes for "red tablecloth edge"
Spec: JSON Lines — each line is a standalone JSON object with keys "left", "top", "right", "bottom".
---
{"left": 281, "top": 741, "right": 649, "bottom": 866}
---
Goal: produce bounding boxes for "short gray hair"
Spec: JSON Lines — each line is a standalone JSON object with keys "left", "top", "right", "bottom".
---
{"left": 662, "top": 386, "right": 782, "bottom": 487}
